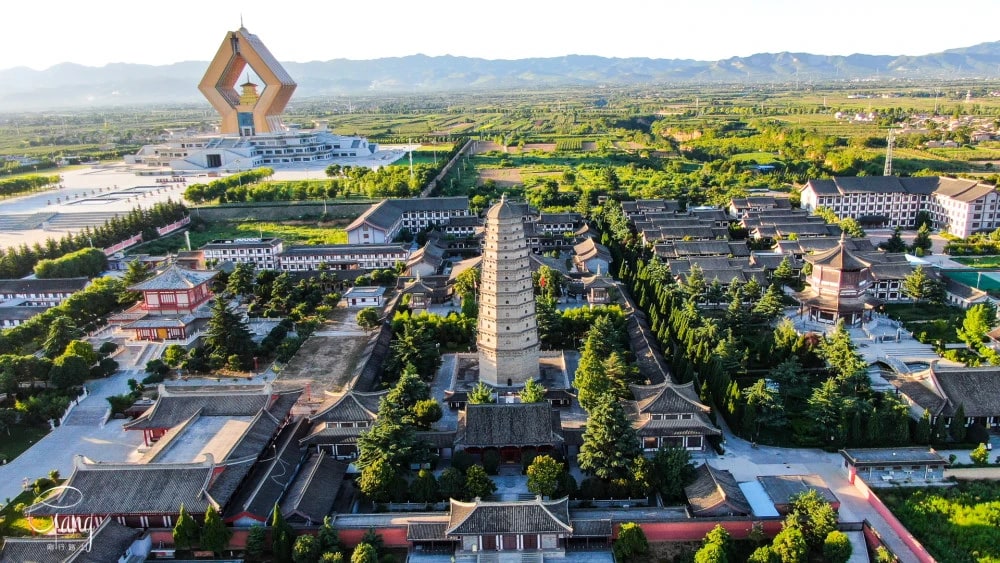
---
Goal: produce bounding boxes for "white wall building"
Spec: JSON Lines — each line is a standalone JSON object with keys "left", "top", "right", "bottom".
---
{"left": 799, "top": 176, "right": 1000, "bottom": 238}
{"left": 278, "top": 244, "right": 410, "bottom": 271}
{"left": 345, "top": 197, "right": 471, "bottom": 244}
{"left": 201, "top": 237, "right": 284, "bottom": 269}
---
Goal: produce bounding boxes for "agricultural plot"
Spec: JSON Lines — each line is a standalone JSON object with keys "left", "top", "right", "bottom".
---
{"left": 881, "top": 481, "right": 1000, "bottom": 563}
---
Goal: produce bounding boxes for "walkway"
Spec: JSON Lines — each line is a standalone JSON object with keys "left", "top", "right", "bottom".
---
{"left": 0, "top": 368, "right": 145, "bottom": 504}
{"left": 710, "top": 419, "right": 921, "bottom": 561}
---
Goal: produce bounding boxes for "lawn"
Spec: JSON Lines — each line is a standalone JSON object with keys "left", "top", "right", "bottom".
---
{"left": 881, "top": 481, "right": 1000, "bottom": 563}
{"left": 0, "top": 483, "right": 57, "bottom": 536}
{"left": 883, "top": 302, "right": 966, "bottom": 324}
{"left": 952, "top": 256, "right": 1000, "bottom": 268}
{"left": 129, "top": 220, "right": 349, "bottom": 255}
{"left": 0, "top": 424, "right": 49, "bottom": 465}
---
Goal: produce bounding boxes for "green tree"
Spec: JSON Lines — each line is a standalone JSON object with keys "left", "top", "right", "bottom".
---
{"left": 747, "top": 545, "right": 779, "bottom": 563}
{"left": 317, "top": 516, "right": 341, "bottom": 554}
{"left": 412, "top": 399, "right": 442, "bottom": 429}
{"left": 453, "top": 267, "right": 480, "bottom": 301}
{"left": 468, "top": 381, "right": 495, "bottom": 404}
{"left": 536, "top": 296, "right": 562, "bottom": 349}
{"left": 613, "top": 522, "right": 649, "bottom": 562}
{"left": 438, "top": 467, "right": 466, "bottom": 500}
{"left": 911, "top": 223, "right": 933, "bottom": 254}
{"left": 784, "top": 490, "right": 838, "bottom": 551}
{"left": 823, "top": 530, "right": 853, "bottom": 563}
{"left": 807, "top": 378, "right": 844, "bottom": 446}
{"left": 578, "top": 392, "right": 640, "bottom": 481}
{"left": 227, "top": 262, "right": 255, "bottom": 296}
{"left": 753, "top": 283, "right": 785, "bottom": 323}
{"left": 683, "top": 264, "right": 707, "bottom": 300}
{"left": 695, "top": 524, "right": 732, "bottom": 563}
{"left": 320, "top": 553, "right": 343, "bottom": 562}
{"left": 526, "top": 454, "right": 564, "bottom": 498}
{"left": 200, "top": 504, "right": 232, "bottom": 556}
{"left": 819, "top": 321, "right": 867, "bottom": 390}
{"left": 49, "top": 353, "right": 90, "bottom": 389}
{"left": 743, "top": 378, "right": 784, "bottom": 440}
{"left": 652, "top": 446, "right": 696, "bottom": 502}
{"left": 172, "top": 503, "right": 199, "bottom": 551}
{"left": 839, "top": 217, "right": 866, "bottom": 238}
{"left": 122, "top": 259, "right": 151, "bottom": 287}
{"left": 411, "top": 468, "right": 439, "bottom": 503}
{"left": 43, "top": 316, "right": 82, "bottom": 359}
{"left": 385, "top": 321, "right": 440, "bottom": 379}
{"left": 293, "top": 534, "right": 321, "bottom": 563}
{"left": 915, "top": 408, "right": 932, "bottom": 444}
{"left": 465, "top": 465, "right": 497, "bottom": 499}
{"left": 951, "top": 403, "right": 967, "bottom": 442}
{"left": 382, "top": 364, "right": 431, "bottom": 421}
{"left": 162, "top": 344, "right": 186, "bottom": 368}
{"left": 205, "top": 298, "right": 256, "bottom": 370}
{"left": 772, "top": 256, "right": 796, "bottom": 287}
{"left": 958, "top": 303, "right": 996, "bottom": 350}
{"left": 694, "top": 543, "right": 727, "bottom": 563}
{"left": 519, "top": 378, "right": 547, "bottom": 403}
{"left": 771, "top": 526, "right": 808, "bottom": 563}
{"left": 902, "top": 265, "right": 942, "bottom": 306}
{"left": 271, "top": 503, "right": 295, "bottom": 563}
{"left": 350, "top": 543, "right": 377, "bottom": 563}
{"left": 356, "top": 307, "right": 381, "bottom": 333}
{"left": 63, "top": 340, "right": 97, "bottom": 366}
{"left": 880, "top": 226, "right": 908, "bottom": 253}
{"left": 245, "top": 525, "right": 266, "bottom": 561}
{"left": 358, "top": 457, "right": 399, "bottom": 503}
{"left": 971, "top": 442, "right": 990, "bottom": 465}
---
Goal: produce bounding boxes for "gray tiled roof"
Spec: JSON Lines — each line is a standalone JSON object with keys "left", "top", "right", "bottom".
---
{"left": 128, "top": 264, "right": 218, "bottom": 291}
{"left": 570, "top": 519, "right": 613, "bottom": 537}
{"left": 630, "top": 381, "right": 711, "bottom": 414}
{"left": 929, "top": 364, "right": 1000, "bottom": 417}
{"left": 0, "top": 519, "right": 140, "bottom": 563}
{"left": 346, "top": 197, "right": 470, "bottom": 231}
{"left": 225, "top": 419, "right": 309, "bottom": 521}
{"left": 0, "top": 277, "right": 89, "bottom": 295}
{"left": 29, "top": 456, "right": 215, "bottom": 516}
{"left": 279, "top": 243, "right": 409, "bottom": 257}
{"left": 123, "top": 386, "right": 272, "bottom": 430}
{"left": 446, "top": 497, "right": 572, "bottom": 535}
{"left": 684, "top": 463, "right": 751, "bottom": 517}
{"left": 757, "top": 475, "right": 839, "bottom": 507}
{"left": 456, "top": 403, "right": 563, "bottom": 448}
{"left": 0, "top": 305, "right": 49, "bottom": 322}
{"left": 310, "top": 390, "right": 386, "bottom": 423}
{"left": 407, "top": 522, "right": 450, "bottom": 541}
{"left": 299, "top": 423, "right": 364, "bottom": 447}
{"left": 281, "top": 454, "right": 347, "bottom": 524}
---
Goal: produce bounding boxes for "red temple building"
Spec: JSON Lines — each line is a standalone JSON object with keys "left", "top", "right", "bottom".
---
{"left": 112, "top": 264, "right": 218, "bottom": 341}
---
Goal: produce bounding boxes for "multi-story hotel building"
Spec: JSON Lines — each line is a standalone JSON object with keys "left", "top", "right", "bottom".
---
{"left": 278, "top": 244, "right": 410, "bottom": 271}
{"left": 202, "top": 237, "right": 284, "bottom": 269}
{"left": 799, "top": 176, "right": 1000, "bottom": 238}
{"left": 345, "top": 197, "right": 471, "bottom": 244}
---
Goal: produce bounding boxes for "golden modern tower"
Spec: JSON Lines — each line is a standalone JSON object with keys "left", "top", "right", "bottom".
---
{"left": 198, "top": 27, "right": 296, "bottom": 135}
{"left": 477, "top": 195, "right": 540, "bottom": 387}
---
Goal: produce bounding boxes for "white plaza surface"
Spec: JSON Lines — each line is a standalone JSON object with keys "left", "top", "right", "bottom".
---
{"left": 0, "top": 146, "right": 413, "bottom": 249}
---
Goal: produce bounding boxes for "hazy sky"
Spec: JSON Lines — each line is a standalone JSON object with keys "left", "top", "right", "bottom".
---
{"left": 4, "top": 0, "right": 1000, "bottom": 70}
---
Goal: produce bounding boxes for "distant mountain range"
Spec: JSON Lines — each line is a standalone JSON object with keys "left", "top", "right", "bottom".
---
{"left": 3, "top": 42, "right": 1000, "bottom": 111}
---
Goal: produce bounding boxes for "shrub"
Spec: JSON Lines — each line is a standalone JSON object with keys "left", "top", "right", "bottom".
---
{"left": 451, "top": 450, "right": 474, "bottom": 473}
{"left": 482, "top": 450, "right": 501, "bottom": 475}
{"left": 98, "top": 341, "right": 118, "bottom": 356}
{"left": 823, "top": 530, "right": 853, "bottom": 563}
{"left": 578, "top": 477, "right": 607, "bottom": 500}
{"left": 613, "top": 522, "right": 649, "bottom": 562}
{"left": 971, "top": 443, "right": 990, "bottom": 465}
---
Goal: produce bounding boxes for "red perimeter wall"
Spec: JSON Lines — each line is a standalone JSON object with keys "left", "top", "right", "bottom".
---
{"left": 852, "top": 476, "right": 935, "bottom": 563}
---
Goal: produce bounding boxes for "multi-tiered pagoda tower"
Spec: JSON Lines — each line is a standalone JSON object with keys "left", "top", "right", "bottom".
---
{"left": 477, "top": 195, "right": 540, "bottom": 387}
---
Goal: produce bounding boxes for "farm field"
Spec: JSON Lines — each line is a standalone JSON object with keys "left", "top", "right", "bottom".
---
{"left": 129, "top": 219, "right": 349, "bottom": 255}
{"left": 881, "top": 481, "right": 1000, "bottom": 563}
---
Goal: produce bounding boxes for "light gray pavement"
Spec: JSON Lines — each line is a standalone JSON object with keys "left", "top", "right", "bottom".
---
{"left": 710, "top": 415, "right": 919, "bottom": 561}
{"left": 0, "top": 368, "right": 145, "bottom": 505}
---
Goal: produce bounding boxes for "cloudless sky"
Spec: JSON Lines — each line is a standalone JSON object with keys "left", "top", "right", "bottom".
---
{"left": 3, "top": 0, "right": 1000, "bottom": 70}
